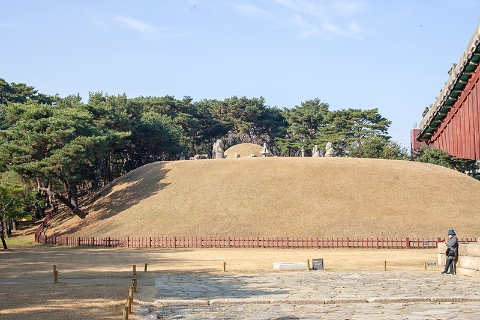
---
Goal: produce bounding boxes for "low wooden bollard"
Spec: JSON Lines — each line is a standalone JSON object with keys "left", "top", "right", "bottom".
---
{"left": 424, "top": 262, "right": 427, "bottom": 271}
{"left": 127, "top": 296, "right": 133, "bottom": 314}
{"left": 307, "top": 259, "right": 310, "bottom": 271}
{"left": 133, "top": 265, "right": 136, "bottom": 277}
{"left": 128, "top": 286, "right": 134, "bottom": 314}
{"left": 132, "top": 277, "right": 137, "bottom": 293}
{"left": 129, "top": 285, "right": 134, "bottom": 300}
{"left": 144, "top": 263, "right": 147, "bottom": 272}
{"left": 384, "top": 261, "right": 387, "bottom": 271}
{"left": 223, "top": 262, "right": 226, "bottom": 272}
{"left": 54, "top": 270, "right": 58, "bottom": 283}
{"left": 123, "top": 305, "right": 129, "bottom": 320}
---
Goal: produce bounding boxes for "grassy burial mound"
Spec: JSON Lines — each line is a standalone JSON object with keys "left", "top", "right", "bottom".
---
{"left": 224, "top": 143, "right": 263, "bottom": 158}
{"left": 46, "top": 156, "right": 480, "bottom": 239}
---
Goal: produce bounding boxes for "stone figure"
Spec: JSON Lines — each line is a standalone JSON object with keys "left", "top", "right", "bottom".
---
{"left": 212, "top": 139, "right": 224, "bottom": 159}
{"left": 325, "top": 142, "right": 334, "bottom": 157}
{"left": 260, "top": 143, "right": 270, "bottom": 157}
{"left": 422, "top": 104, "right": 432, "bottom": 117}
{"left": 192, "top": 154, "right": 209, "bottom": 160}
{"left": 312, "top": 145, "right": 320, "bottom": 157}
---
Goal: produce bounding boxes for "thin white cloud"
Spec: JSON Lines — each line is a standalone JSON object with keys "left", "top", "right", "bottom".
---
{"left": 289, "top": 13, "right": 320, "bottom": 39}
{"left": 113, "top": 15, "right": 161, "bottom": 41}
{"left": 235, "top": 4, "right": 273, "bottom": 18}
{"left": 333, "top": 1, "right": 364, "bottom": 16}
{"left": 91, "top": 14, "right": 192, "bottom": 41}
{"left": 269, "top": 0, "right": 367, "bottom": 39}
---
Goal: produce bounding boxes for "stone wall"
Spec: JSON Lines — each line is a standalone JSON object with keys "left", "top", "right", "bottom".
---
{"left": 438, "top": 239, "right": 480, "bottom": 277}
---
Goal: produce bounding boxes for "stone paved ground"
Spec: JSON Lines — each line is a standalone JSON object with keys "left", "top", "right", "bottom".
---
{"left": 140, "top": 271, "right": 480, "bottom": 319}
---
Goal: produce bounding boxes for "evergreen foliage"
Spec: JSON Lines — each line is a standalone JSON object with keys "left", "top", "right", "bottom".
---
{"left": 413, "top": 146, "right": 479, "bottom": 178}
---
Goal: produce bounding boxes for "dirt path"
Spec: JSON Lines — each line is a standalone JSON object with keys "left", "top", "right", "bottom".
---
{"left": 0, "top": 244, "right": 438, "bottom": 319}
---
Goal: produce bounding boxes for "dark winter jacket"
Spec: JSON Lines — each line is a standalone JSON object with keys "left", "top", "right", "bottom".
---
{"left": 445, "top": 235, "right": 458, "bottom": 258}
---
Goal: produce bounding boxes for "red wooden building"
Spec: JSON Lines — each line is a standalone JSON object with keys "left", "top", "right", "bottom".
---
{"left": 416, "top": 24, "right": 480, "bottom": 160}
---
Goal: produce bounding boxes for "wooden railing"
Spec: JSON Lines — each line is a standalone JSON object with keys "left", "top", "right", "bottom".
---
{"left": 35, "top": 235, "right": 477, "bottom": 249}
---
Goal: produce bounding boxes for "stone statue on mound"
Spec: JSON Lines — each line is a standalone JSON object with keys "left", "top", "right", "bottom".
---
{"left": 325, "top": 142, "right": 334, "bottom": 157}
{"left": 212, "top": 139, "right": 225, "bottom": 159}
{"left": 260, "top": 143, "right": 270, "bottom": 157}
{"left": 312, "top": 145, "right": 320, "bottom": 157}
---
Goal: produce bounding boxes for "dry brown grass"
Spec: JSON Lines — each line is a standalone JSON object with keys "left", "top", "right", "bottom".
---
{"left": 45, "top": 156, "right": 480, "bottom": 239}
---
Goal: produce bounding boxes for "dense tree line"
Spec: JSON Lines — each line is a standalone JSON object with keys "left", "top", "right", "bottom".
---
{"left": 3, "top": 77, "right": 468, "bottom": 237}
{"left": 412, "top": 145, "right": 479, "bottom": 178}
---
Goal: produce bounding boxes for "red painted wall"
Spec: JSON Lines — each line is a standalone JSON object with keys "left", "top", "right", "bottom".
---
{"left": 410, "top": 129, "right": 422, "bottom": 155}
{"left": 430, "top": 71, "right": 480, "bottom": 160}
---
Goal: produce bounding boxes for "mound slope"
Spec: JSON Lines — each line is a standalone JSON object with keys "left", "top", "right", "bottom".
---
{"left": 47, "top": 157, "right": 480, "bottom": 238}
{"left": 224, "top": 143, "right": 263, "bottom": 158}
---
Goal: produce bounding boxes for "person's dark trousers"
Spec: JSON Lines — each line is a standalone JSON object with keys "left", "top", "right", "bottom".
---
{"left": 449, "top": 258, "right": 457, "bottom": 274}
{"left": 444, "top": 257, "right": 455, "bottom": 274}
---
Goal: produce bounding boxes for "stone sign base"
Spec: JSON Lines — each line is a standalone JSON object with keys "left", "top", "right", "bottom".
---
{"left": 273, "top": 262, "right": 308, "bottom": 271}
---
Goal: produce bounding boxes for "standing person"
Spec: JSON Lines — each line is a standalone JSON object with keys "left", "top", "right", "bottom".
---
{"left": 0, "top": 221, "right": 7, "bottom": 250}
{"left": 442, "top": 229, "right": 458, "bottom": 274}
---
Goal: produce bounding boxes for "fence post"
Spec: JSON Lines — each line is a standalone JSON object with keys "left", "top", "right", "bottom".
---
{"left": 123, "top": 305, "right": 129, "bottom": 320}
{"left": 132, "top": 277, "right": 137, "bottom": 292}
{"left": 128, "top": 286, "right": 134, "bottom": 314}
{"left": 406, "top": 237, "right": 410, "bottom": 249}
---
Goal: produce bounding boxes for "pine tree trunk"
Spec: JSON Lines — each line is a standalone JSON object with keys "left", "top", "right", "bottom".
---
{"left": 92, "top": 155, "right": 105, "bottom": 191}
{"left": 38, "top": 186, "right": 86, "bottom": 219}
{"left": 0, "top": 220, "right": 7, "bottom": 249}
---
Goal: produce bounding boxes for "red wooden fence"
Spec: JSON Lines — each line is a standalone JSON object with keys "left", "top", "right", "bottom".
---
{"left": 34, "top": 235, "right": 477, "bottom": 249}
{"left": 34, "top": 207, "right": 477, "bottom": 249}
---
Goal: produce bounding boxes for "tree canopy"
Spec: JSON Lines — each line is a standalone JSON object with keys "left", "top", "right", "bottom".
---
{"left": 277, "top": 99, "right": 396, "bottom": 157}
{"left": 413, "top": 145, "right": 479, "bottom": 177}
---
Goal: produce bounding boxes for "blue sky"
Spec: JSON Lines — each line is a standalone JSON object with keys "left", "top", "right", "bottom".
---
{"left": 2, "top": 1, "right": 480, "bottom": 149}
